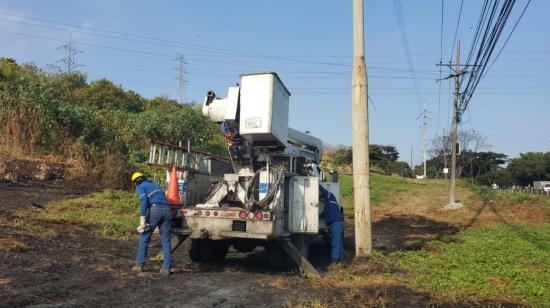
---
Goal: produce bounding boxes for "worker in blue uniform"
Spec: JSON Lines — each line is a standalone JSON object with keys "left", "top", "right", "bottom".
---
{"left": 319, "top": 185, "right": 344, "bottom": 263}
{"left": 131, "top": 172, "right": 172, "bottom": 276}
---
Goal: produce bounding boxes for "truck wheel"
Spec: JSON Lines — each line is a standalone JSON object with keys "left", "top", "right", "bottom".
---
{"left": 266, "top": 241, "right": 285, "bottom": 270}
{"left": 189, "top": 239, "right": 203, "bottom": 262}
{"left": 211, "top": 240, "right": 230, "bottom": 262}
{"left": 266, "top": 241, "right": 296, "bottom": 271}
{"left": 189, "top": 239, "right": 229, "bottom": 263}
{"left": 232, "top": 239, "right": 259, "bottom": 253}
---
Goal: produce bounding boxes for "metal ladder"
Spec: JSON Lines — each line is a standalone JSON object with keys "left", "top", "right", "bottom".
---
{"left": 148, "top": 141, "right": 231, "bottom": 175}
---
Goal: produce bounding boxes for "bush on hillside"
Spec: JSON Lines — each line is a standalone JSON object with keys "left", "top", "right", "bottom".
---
{"left": 0, "top": 58, "right": 225, "bottom": 187}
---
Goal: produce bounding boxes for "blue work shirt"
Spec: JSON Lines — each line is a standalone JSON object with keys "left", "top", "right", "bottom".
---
{"left": 324, "top": 199, "right": 344, "bottom": 225}
{"left": 319, "top": 185, "right": 338, "bottom": 203}
{"left": 319, "top": 185, "right": 343, "bottom": 225}
{"left": 135, "top": 181, "right": 168, "bottom": 216}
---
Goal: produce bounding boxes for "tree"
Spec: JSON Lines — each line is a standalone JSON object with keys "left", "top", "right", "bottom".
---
{"left": 506, "top": 152, "right": 550, "bottom": 186}
{"left": 333, "top": 146, "right": 353, "bottom": 165}
{"left": 424, "top": 150, "right": 507, "bottom": 182}
{"left": 330, "top": 144, "right": 409, "bottom": 176}
{"left": 79, "top": 79, "right": 144, "bottom": 112}
{"left": 430, "top": 130, "right": 489, "bottom": 178}
{"left": 0, "top": 59, "right": 225, "bottom": 161}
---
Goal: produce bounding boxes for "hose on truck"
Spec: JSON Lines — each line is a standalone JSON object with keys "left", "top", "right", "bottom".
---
{"left": 200, "top": 165, "right": 284, "bottom": 210}
{"left": 246, "top": 165, "right": 284, "bottom": 211}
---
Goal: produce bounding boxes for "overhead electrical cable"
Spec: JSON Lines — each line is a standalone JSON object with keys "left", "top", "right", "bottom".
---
{"left": 392, "top": 0, "right": 422, "bottom": 109}
{"left": 449, "top": 0, "right": 464, "bottom": 62}
{"left": 437, "top": 0, "right": 445, "bottom": 132}
{"left": 458, "top": 0, "right": 528, "bottom": 115}
{"left": 482, "top": 0, "right": 532, "bottom": 80}
{"left": 0, "top": 11, "right": 351, "bottom": 67}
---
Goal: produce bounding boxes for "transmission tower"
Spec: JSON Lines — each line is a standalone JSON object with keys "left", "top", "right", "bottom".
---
{"left": 417, "top": 102, "right": 430, "bottom": 178}
{"left": 57, "top": 32, "right": 82, "bottom": 73}
{"left": 175, "top": 54, "right": 187, "bottom": 104}
{"left": 422, "top": 103, "right": 429, "bottom": 178}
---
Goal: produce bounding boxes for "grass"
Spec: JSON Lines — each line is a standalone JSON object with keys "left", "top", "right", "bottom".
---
{"left": 320, "top": 174, "right": 550, "bottom": 306}
{"left": 26, "top": 172, "right": 550, "bottom": 306}
{"left": 41, "top": 189, "right": 139, "bottom": 240}
{"left": 493, "top": 191, "right": 550, "bottom": 208}
{"left": 340, "top": 173, "right": 432, "bottom": 212}
{"left": 462, "top": 181, "right": 550, "bottom": 209}
{"left": 393, "top": 224, "right": 550, "bottom": 306}
{"left": 0, "top": 238, "right": 29, "bottom": 252}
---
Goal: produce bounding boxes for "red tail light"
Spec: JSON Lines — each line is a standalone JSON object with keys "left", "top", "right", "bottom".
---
{"left": 255, "top": 212, "right": 263, "bottom": 220}
{"left": 239, "top": 211, "right": 247, "bottom": 219}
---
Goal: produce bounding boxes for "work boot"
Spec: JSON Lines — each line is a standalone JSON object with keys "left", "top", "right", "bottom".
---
{"left": 159, "top": 268, "right": 170, "bottom": 276}
{"left": 132, "top": 265, "right": 143, "bottom": 273}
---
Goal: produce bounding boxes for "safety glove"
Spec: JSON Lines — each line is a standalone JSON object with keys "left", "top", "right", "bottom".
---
{"left": 136, "top": 216, "right": 149, "bottom": 233}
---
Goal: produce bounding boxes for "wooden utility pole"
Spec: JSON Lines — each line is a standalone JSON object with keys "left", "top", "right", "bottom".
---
{"left": 437, "top": 40, "right": 475, "bottom": 209}
{"left": 446, "top": 41, "right": 463, "bottom": 209}
{"left": 351, "top": 0, "right": 372, "bottom": 257}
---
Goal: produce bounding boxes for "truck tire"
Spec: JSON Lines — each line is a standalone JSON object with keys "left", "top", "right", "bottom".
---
{"left": 232, "top": 239, "right": 260, "bottom": 253}
{"left": 266, "top": 241, "right": 296, "bottom": 271}
{"left": 189, "top": 239, "right": 203, "bottom": 262}
{"left": 189, "top": 239, "right": 229, "bottom": 263}
{"left": 210, "top": 240, "right": 230, "bottom": 262}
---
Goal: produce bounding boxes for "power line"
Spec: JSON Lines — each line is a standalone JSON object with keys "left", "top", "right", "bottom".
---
{"left": 437, "top": 0, "right": 445, "bottom": 133}
{"left": 0, "top": 11, "right": 352, "bottom": 67}
{"left": 460, "top": 0, "right": 525, "bottom": 113}
{"left": 392, "top": 0, "right": 422, "bottom": 110}
{"left": 449, "top": 0, "right": 464, "bottom": 62}
{"left": 482, "top": 0, "right": 532, "bottom": 80}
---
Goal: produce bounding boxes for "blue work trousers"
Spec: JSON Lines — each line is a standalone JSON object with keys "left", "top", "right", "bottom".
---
{"left": 136, "top": 205, "right": 172, "bottom": 270}
{"left": 329, "top": 221, "right": 344, "bottom": 262}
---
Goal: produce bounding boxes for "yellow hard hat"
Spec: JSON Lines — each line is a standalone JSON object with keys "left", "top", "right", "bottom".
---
{"left": 131, "top": 172, "right": 144, "bottom": 183}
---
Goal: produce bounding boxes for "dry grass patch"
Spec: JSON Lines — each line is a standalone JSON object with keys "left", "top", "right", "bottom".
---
{"left": 266, "top": 277, "right": 286, "bottom": 289}
{"left": 0, "top": 237, "right": 29, "bottom": 252}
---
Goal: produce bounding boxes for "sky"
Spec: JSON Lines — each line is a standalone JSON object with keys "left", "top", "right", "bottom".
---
{"left": 0, "top": 0, "right": 548, "bottom": 166}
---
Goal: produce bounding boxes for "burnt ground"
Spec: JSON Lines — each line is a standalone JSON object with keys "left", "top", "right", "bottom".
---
{"left": 0, "top": 180, "right": 538, "bottom": 307}
{"left": 0, "top": 180, "right": 306, "bottom": 307}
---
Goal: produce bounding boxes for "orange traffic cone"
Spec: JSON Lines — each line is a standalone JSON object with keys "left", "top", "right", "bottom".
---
{"left": 166, "top": 166, "right": 181, "bottom": 204}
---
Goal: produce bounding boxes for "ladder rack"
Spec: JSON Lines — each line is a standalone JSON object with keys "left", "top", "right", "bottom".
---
{"left": 148, "top": 141, "right": 231, "bottom": 175}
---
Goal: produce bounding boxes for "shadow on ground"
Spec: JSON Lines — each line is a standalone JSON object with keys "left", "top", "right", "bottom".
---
{"left": 343, "top": 214, "right": 460, "bottom": 254}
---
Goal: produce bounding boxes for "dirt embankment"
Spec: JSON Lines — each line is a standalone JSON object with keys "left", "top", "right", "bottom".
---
{"left": 0, "top": 158, "right": 67, "bottom": 182}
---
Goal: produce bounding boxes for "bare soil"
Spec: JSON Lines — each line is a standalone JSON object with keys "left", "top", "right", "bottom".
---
{"left": 2, "top": 178, "right": 547, "bottom": 307}
{"left": 0, "top": 180, "right": 304, "bottom": 307}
